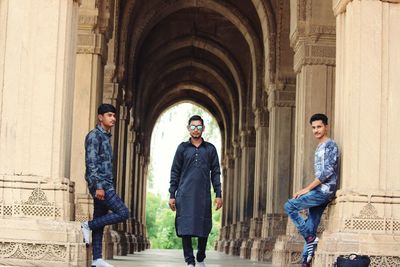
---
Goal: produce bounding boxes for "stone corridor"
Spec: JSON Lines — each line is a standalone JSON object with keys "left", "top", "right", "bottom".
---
{"left": 107, "top": 249, "right": 277, "bottom": 267}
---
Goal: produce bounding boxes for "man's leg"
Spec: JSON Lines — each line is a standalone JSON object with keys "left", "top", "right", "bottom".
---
{"left": 307, "top": 203, "right": 327, "bottom": 236}
{"left": 196, "top": 236, "right": 208, "bottom": 263}
{"left": 88, "top": 189, "right": 129, "bottom": 231}
{"left": 91, "top": 197, "right": 109, "bottom": 261}
{"left": 283, "top": 190, "right": 329, "bottom": 239}
{"left": 304, "top": 203, "right": 328, "bottom": 263}
{"left": 182, "top": 236, "right": 195, "bottom": 265}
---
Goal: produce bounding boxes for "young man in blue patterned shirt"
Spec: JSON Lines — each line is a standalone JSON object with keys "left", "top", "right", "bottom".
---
{"left": 81, "top": 103, "right": 129, "bottom": 267}
{"left": 284, "top": 113, "right": 339, "bottom": 267}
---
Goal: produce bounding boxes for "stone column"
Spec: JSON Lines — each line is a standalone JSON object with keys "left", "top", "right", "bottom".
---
{"left": 70, "top": 0, "right": 110, "bottom": 223}
{"left": 254, "top": 84, "right": 296, "bottom": 263}
{"left": 132, "top": 141, "right": 141, "bottom": 251}
{"left": 136, "top": 153, "right": 146, "bottom": 251}
{"left": 249, "top": 108, "right": 269, "bottom": 261}
{"left": 0, "top": 0, "right": 85, "bottom": 265}
{"left": 272, "top": 1, "right": 336, "bottom": 265}
{"left": 314, "top": 1, "right": 400, "bottom": 266}
{"left": 228, "top": 140, "right": 241, "bottom": 255}
{"left": 239, "top": 130, "right": 256, "bottom": 259}
{"left": 123, "top": 114, "right": 137, "bottom": 254}
{"left": 218, "top": 149, "right": 235, "bottom": 253}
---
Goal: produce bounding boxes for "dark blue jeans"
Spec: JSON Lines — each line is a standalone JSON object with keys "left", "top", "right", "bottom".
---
{"left": 182, "top": 235, "right": 208, "bottom": 265}
{"left": 88, "top": 189, "right": 129, "bottom": 260}
{"left": 284, "top": 189, "right": 333, "bottom": 262}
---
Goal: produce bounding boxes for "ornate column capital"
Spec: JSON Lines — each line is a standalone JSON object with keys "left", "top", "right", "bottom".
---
{"left": 291, "top": 31, "right": 336, "bottom": 72}
{"left": 77, "top": 32, "right": 107, "bottom": 57}
{"left": 333, "top": 0, "right": 400, "bottom": 16}
{"left": 254, "top": 108, "right": 269, "bottom": 129}
{"left": 267, "top": 87, "right": 296, "bottom": 111}
{"left": 232, "top": 140, "right": 241, "bottom": 158}
{"left": 240, "top": 129, "right": 256, "bottom": 148}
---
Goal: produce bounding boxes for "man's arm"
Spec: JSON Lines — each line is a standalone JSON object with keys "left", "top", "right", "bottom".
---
{"left": 85, "top": 133, "right": 106, "bottom": 200}
{"left": 210, "top": 146, "right": 223, "bottom": 210}
{"left": 316, "top": 142, "right": 339, "bottom": 183}
{"left": 293, "top": 179, "right": 321, "bottom": 198}
{"left": 169, "top": 144, "right": 183, "bottom": 211}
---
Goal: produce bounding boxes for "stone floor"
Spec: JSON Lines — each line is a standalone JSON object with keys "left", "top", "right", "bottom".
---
{"left": 107, "top": 249, "right": 278, "bottom": 267}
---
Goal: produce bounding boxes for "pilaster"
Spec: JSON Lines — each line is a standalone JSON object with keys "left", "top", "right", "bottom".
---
{"left": 314, "top": 1, "right": 400, "bottom": 266}
{"left": 238, "top": 130, "right": 256, "bottom": 259}
{"left": 273, "top": 1, "right": 336, "bottom": 265}
{"left": 0, "top": 1, "right": 85, "bottom": 265}
{"left": 71, "top": 0, "right": 113, "bottom": 223}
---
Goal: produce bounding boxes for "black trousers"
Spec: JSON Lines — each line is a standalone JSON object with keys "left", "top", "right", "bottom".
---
{"left": 182, "top": 235, "right": 208, "bottom": 264}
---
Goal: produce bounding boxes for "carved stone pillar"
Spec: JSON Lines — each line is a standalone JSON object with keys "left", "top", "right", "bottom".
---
{"left": 250, "top": 83, "right": 296, "bottom": 262}
{"left": 313, "top": 1, "right": 400, "bottom": 266}
{"left": 0, "top": 0, "right": 85, "bottom": 265}
{"left": 272, "top": 1, "right": 336, "bottom": 265}
{"left": 123, "top": 113, "right": 137, "bottom": 254}
{"left": 239, "top": 130, "right": 256, "bottom": 259}
{"left": 71, "top": 0, "right": 112, "bottom": 223}
{"left": 217, "top": 150, "right": 234, "bottom": 253}
{"left": 228, "top": 140, "right": 241, "bottom": 256}
{"left": 249, "top": 108, "right": 269, "bottom": 261}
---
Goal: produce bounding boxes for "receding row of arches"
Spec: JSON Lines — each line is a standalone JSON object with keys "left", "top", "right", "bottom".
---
{"left": 103, "top": 0, "right": 297, "bottom": 262}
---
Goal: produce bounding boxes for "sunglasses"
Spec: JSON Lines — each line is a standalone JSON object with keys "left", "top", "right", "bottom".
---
{"left": 188, "top": 125, "right": 203, "bottom": 131}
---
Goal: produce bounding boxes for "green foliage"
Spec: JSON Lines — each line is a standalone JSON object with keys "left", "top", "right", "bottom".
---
{"left": 145, "top": 192, "right": 221, "bottom": 250}
{"left": 145, "top": 192, "right": 182, "bottom": 249}
{"left": 146, "top": 103, "right": 222, "bottom": 250}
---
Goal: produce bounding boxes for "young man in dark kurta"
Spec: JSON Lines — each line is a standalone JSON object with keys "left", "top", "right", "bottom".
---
{"left": 169, "top": 115, "right": 223, "bottom": 267}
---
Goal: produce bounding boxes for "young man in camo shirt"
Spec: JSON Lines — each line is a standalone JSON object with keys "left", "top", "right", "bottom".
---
{"left": 81, "top": 103, "right": 129, "bottom": 267}
{"left": 284, "top": 113, "right": 339, "bottom": 266}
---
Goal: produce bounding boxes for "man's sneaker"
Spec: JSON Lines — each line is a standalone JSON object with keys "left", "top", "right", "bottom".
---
{"left": 187, "top": 264, "right": 195, "bottom": 267}
{"left": 197, "top": 261, "right": 206, "bottom": 267}
{"left": 305, "top": 236, "right": 319, "bottom": 263}
{"left": 81, "top": 221, "right": 91, "bottom": 246}
{"left": 91, "top": 258, "right": 114, "bottom": 267}
{"left": 301, "top": 262, "right": 310, "bottom": 267}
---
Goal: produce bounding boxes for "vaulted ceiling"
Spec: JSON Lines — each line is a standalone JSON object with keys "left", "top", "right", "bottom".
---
{"left": 116, "top": 0, "right": 291, "bottom": 157}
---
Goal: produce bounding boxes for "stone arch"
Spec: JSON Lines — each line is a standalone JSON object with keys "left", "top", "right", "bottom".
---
{"left": 142, "top": 83, "right": 231, "bottom": 155}
{"left": 121, "top": 0, "right": 264, "bottom": 128}
{"left": 145, "top": 59, "right": 238, "bottom": 123}
{"left": 134, "top": 35, "right": 244, "bottom": 141}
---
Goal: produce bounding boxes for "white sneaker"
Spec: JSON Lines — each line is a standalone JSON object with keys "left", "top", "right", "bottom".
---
{"left": 197, "top": 262, "right": 206, "bottom": 267}
{"left": 81, "top": 221, "right": 91, "bottom": 246}
{"left": 92, "top": 258, "right": 114, "bottom": 267}
{"left": 187, "top": 264, "right": 195, "bottom": 267}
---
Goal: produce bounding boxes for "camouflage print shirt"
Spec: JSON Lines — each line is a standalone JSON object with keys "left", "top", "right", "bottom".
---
{"left": 314, "top": 138, "right": 339, "bottom": 195}
{"left": 85, "top": 125, "right": 114, "bottom": 192}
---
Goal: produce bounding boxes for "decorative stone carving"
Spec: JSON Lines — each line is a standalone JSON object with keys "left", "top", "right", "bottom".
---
{"left": 240, "top": 130, "right": 256, "bottom": 148}
{"left": 293, "top": 42, "right": 336, "bottom": 72}
{"left": 0, "top": 241, "right": 69, "bottom": 261}
{"left": 0, "top": 188, "right": 61, "bottom": 218}
{"left": 254, "top": 108, "right": 269, "bottom": 129}
{"left": 267, "top": 89, "right": 296, "bottom": 110}
{"left": 343, "top": 203, "right": 400, "bottom": 233}
{"left": 77, "top": 33, "right": 106, "bottom": 56}
{"left": 78, "top": 15, "right": 97, "bottom": 29}
{"left": 370, "top": 256, "right": 400, "bottom": 266}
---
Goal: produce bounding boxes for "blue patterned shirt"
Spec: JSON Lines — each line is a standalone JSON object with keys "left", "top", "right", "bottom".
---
{"left": 314, "top": 138, "right": 339, "bottom": 194}
{"left": 85, "top": 125, "right": 114, "bottom": 191}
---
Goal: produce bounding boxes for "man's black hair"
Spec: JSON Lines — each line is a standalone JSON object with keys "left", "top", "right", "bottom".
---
{"left": 98, "top": 103, "right": 116, "bottom": 115}
{"left": 309, "top": 113, "right": 328, "bottom": 125}
{"left": 188, "top": 115, "right": 204, "bottom": 126}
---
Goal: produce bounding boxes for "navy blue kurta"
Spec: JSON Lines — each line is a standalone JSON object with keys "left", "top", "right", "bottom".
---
{"left": 169, "top": 139, "right": 222, "bottom": 237}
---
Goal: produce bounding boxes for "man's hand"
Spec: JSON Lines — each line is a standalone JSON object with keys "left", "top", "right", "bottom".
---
{"left": 215, "top": 197, "right": 223, "bottom": 210}
{"left": 95, "top": 189, "right": 105, "bottom": 200}
{"left": 293, "top": 188, "right": 310, "bottom": 199}
{"left": 169, "top": 198, "right": 176, "bottom": 211}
